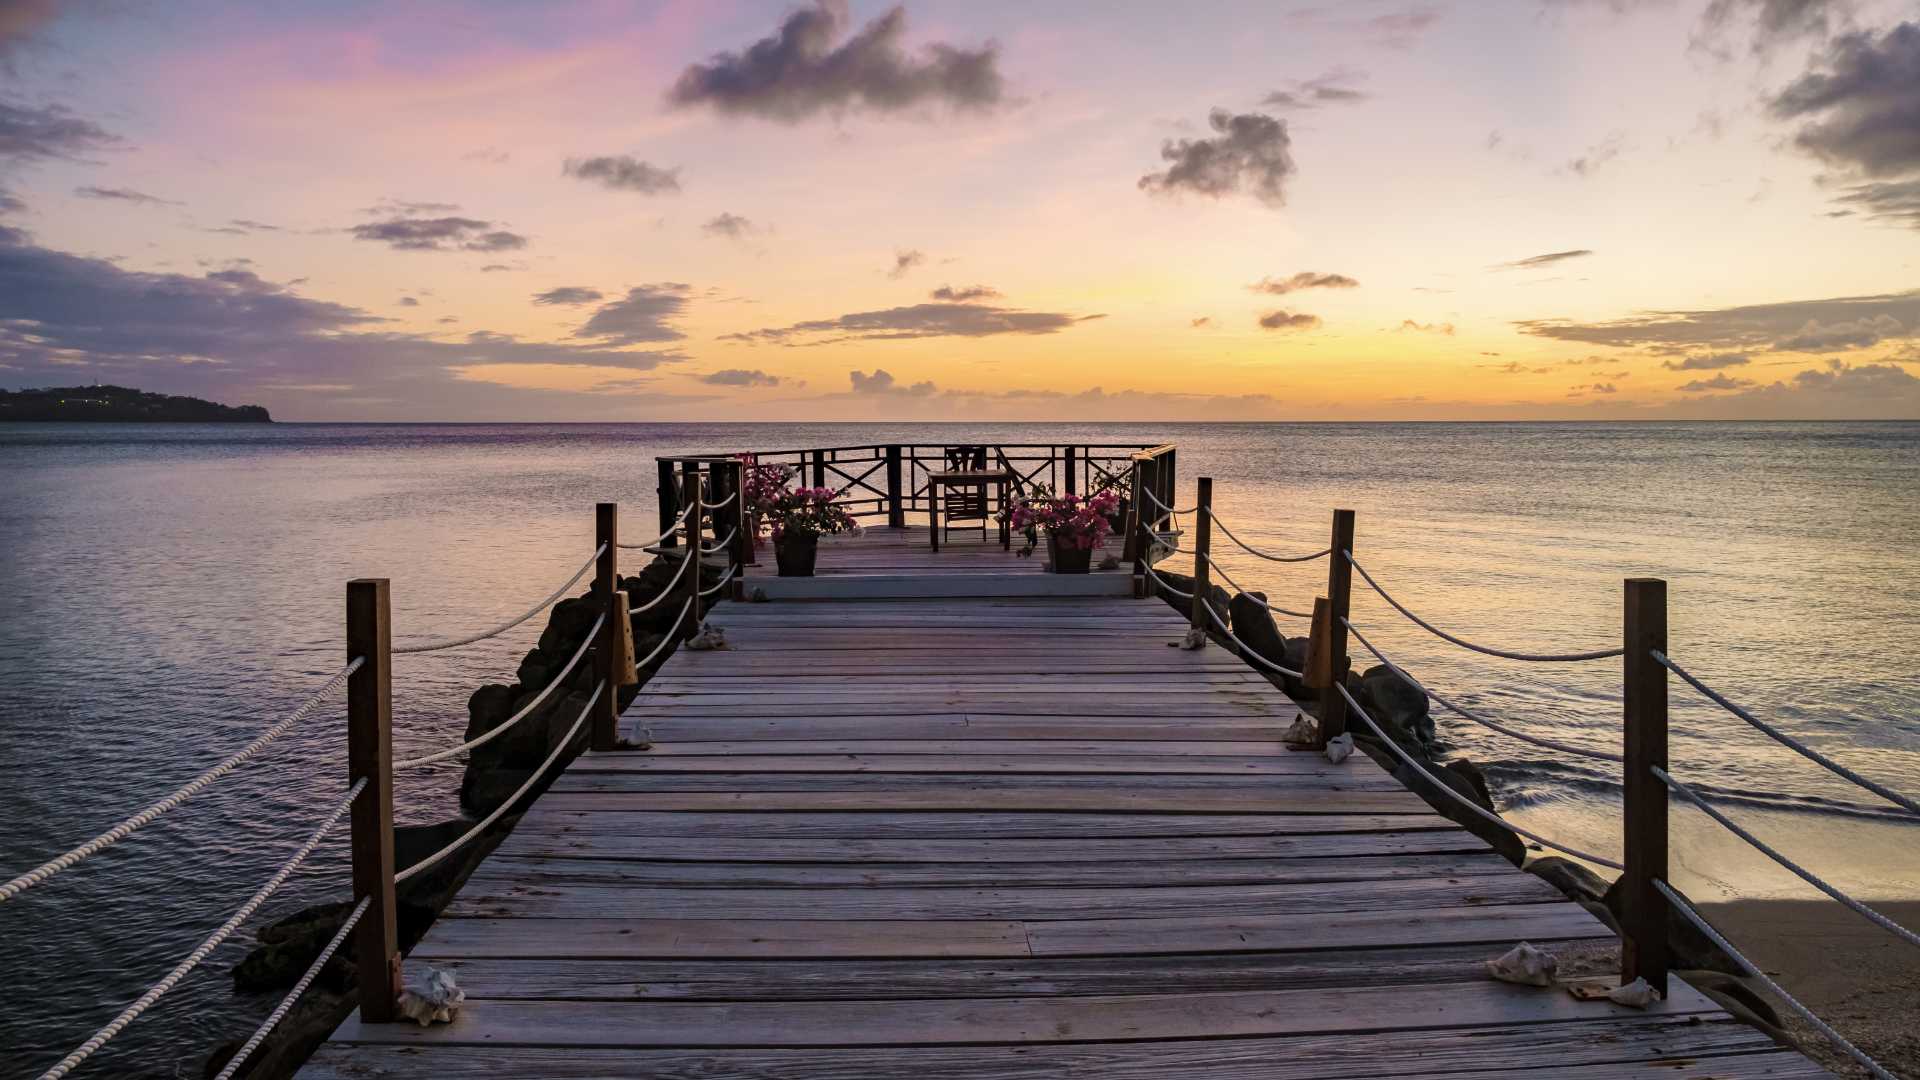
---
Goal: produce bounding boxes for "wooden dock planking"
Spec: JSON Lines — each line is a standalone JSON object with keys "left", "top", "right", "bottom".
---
{"left": 303, "top": 581, "right": 1832, "bottom": 1078}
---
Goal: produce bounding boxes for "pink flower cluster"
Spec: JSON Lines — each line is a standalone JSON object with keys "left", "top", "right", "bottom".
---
{"left": 1010, "top": 487, "right": 1121, "bottom": 551}
{"left": 765, "top": 485, "right": 860, "bottom": 541}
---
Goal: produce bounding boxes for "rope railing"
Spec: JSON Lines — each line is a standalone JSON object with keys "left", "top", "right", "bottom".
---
{"left": 701, "top": 527, "right": 738, "bottom": 556}
{"left": 1345, "top": 551, "right": 1624, "bottom": 663}
{"left": 1199, "top": 601, "right": 1305, "bottom": 679}
{"left": 1142, "top": 561, "right": 1193, "bottom": 600}
{"left": 1345, "top": 618, "right": 1623, "bottom": 764}
{"left": 699, "top": 564, "right": 737, "bottom": 597}
{"left": 1138, "top": 486, "right": 1196, "bottom": 517}
{"left": 1654, "top": 650, "right": 1919, "bottom": 818}
{"left": 1199, "top": 553, "right": 1314, "bottom": 619}
{"left": 634, "top": 602, "right": 693, "bottom": 671}
{"left": 211, "top": 895, "right": 369, "bottom": 1080}
{"left": 1654, "top": 766, "right": 1920, "bottom": 950}
{"left": 395, "top": 681, "right": 601, "bottom": 885}
{"left": 629, "top": 552, "right": 695, "bottom": 614}
{"left": 1337, "top": 684, "right": 1624, "bottom": 869}
{"left": 35, "top": 778, "right": 366, "bottom": 1080}
{"left": 705, "top": 489, "right": 738, "bottom": 512}
{"left": 1206, "top": 510, "right": 1331, "bottom": 563}
{"left": 616, "top": 501, "right": 694, "bottom": 551}
{"left": 392, "top": 612, "right": 605, "bottom": 771}
{"left": 0, "top": 658, "right": 362, "bottom": 904}
{"left": 1652, "top": 879, "right": 1898, "bottom": 1080}
{"left": 392, "top": 545, "right": 604, "bottom": 655}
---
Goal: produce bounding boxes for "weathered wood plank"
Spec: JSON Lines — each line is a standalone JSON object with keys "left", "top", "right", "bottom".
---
{"left": 566, "top": 753, "right": 1369, "bottom": 776}
{"left": 506, "top": 809, "right": 1468, "bottom": 838}
{"left": 489, "top": 830, "right": 1491, "bottom": 863}
{"left": 534, "top": 788, "right": 1433, "bottom": 813}
{"left": 324, "top": 980, "right": 1719, "bottom": 1048}
{"left": 546, "top": 772, "right": 1411, "bottom": 793}
{"left": 1023, "top": 903, "right": 1611, "bottom": 956}
{"left": 600, "top": 739, "right": 1295, "bottom": 757}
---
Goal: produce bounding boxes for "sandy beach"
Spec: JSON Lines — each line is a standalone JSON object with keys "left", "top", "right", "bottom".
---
{"left": 1699, "top": 898, "right": 1920, "bottom": 1079}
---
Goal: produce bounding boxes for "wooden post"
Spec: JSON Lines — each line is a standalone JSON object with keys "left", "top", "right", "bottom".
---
{"left": 1622, "top": 578, "right": 1670, "bottom": 996}
{"left": 726, "top": 459, "right": 750, "bottom": 599}
{"left": 1064, "top": 445, "right": 1077, "bottom": 496}
{"left": 681, "top": 471, "right": 704, "bottom": 633}
{"left": 591, "top": 503, "right": 619, "bottom": 751}
{"left": 656, "top": 460, "right": 679, "bottom": 549}
{"left": 1317, "top": 509, "right": 1356, "bottom": 745}
{"left": 1188, "top": 477, "right": 1213, "bottom": 634}
{"left": 1126, "top": 459, "right": 1148, "bottom": 597}
{"left": 885, "top": 445, "right": 905, "bottom": 529}
{"left": 345, "top": 579, "right": 399, "bottom": 1023}
{"left": 810, "top": 450, "right": 826, "bottom": 489}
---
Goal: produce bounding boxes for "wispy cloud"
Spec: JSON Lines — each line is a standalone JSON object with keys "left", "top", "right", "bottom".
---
{"left": 75, "top": 185, "right": 178, "bottom": 206}
{"left": 574, "top": 283, "right": 691, "bottom": 344}
{"left": 350, "top": 216, "right": 528, "bottom": 253}
{"left": 1496, "top": 248, "right": 1594, "bottom": 270}
{"left": 562, "top": 156, "right": 682, "bottom": 194}
{"left": 888, "top": 249, "right": 925, "bottom": 279}
{"left": 1250, "top": 271, "right": 1358, "bottom": 294}
{"left": 724, "top": 301, "right": 1102, "bottom": 345}
{"left": 532, "top": 286, "right": 604, "bottom": 306}
{"left": 1258, "top": 310, "right": 1321, "bottom": 330}
{"left": 930, "top": 284, "right": 1000, "bottom": 301}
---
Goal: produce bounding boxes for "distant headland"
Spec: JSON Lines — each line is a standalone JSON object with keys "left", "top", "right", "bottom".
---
{"left": 0, "top": 385, "right": 271, "bottom": 423}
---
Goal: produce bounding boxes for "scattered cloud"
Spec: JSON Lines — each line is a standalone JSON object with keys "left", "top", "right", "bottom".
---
{"left": 700, "top": 368, "right": 783, "bottom": 387}
{"left": 1568, "top": 382, "right": 1619, "bottom": 395}
{"left": 0, "top": 100, "right": 117, "bottom": 162}
{"left": 562, "top": 156, "right": 682, "bottom": 194}
{"left": 74, "top": 185, "right": 178, "bottom": 206}
{"left": 462, "top": 147, "right": 511, "bottom": 165}
{"left": 574, "top": 283, "right": 691, "bottom": 345}
{"left": 532, "top": 286, "right": 605, "bottom": 306}
{"left": 1679, "top": 373, "right": 1757, "bottom": 391}
{"left": 1694, "top": 0, "right": 1853, "bottom": 58}
{"left": 1769, "top": 21, "right": 1920, "bottom": 226}
{"left": 1496, "top": 248, "right": 1594, "bottom": 270}
{"left": 1662, "top": 352, "right": 1751, "bottom": 370}
{"left": 349, "top": 216, "right": 528, "bottom": 253}
{"left": 888, "top": 249, "right": 925, "bottom": 278}
{"left": 1258, "top": 309, "right": 1321, "bottom": 331}
{"left": 724, "top": 301, "right": 1101, "bottom": 345}
{"left": 702, "top": 211, "right": 759, "bottom": 239}
{"left": 849, "top": 368, "right": 937, "bottom": 396}
{"left": 930, "top": 284, "right": 1000, "bottom": 301}
{"left": 361, "top": 198, "right": 461, "bottom": 216}
{"left": 1565, "top": 133, "right": 1624, "bottom": 177}
{"left": 1250, "top": 271, "right": 1358, "bottom": 294}
{"left": 1260, "top": 69, "right": 1369, "bottom": 109}
{"left": 666, "top": 1, "right": 1004, "bottom": 122}
{"left": 479, "top": 263, "right": 520, "bottom": 273}
{"left": 1139, "top": 109, "right": 1295, "bottom": 208}
{"left": 397, "top": 296, "right": 419, "bottom": 307}
{"left": 1830, "top": 178, "right": 1920, "bottom": 226}
{"left": 1517, "top": 290, "right": 1919, "bottom": 353}
{"left": 1191, "top": 316, "right": 1213, "bottom": 328}
{"left": 1397, "top": 319, "right": 1455, "bottom": 334}
{"left": 1367, "top": 7, "right": 1445, "bottom": 48}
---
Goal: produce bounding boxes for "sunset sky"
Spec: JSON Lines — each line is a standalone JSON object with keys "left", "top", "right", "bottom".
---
{"left": 1, "top": 0, "right": 1917, "bottom": 421}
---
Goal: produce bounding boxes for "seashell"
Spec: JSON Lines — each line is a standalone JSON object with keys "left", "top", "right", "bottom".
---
{"left": 685, "top": 623, "right": 728, "bottom": 651}
{"left": 1281, "top": 716, "right": 1319, "bottom": 745}
{"left": 395, "top": 967, "right": 464, "bottom": 1027}
{"left": 1178, "top": 627, "right": 1208, "bottom": 651}
{"left": 1323, "top": 732, "right": 1354, "bottom": 764}
{"left": 1606, "top": 976, "right": 1661, "bottom": 1008}
{"left": 1485, "top": 941, "right": 1558, "bottom": 987}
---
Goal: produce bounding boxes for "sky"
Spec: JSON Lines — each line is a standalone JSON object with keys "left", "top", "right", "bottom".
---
{"left": 1, "top": 0, "right": 1917, "bottom": 421}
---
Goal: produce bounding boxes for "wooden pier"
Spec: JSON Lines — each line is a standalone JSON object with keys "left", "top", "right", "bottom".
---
{"left": 301, "top": 520, "right": 1828, "bottom": 1078}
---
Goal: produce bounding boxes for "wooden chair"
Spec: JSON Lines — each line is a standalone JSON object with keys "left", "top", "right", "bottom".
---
{"left": 941, "top": 445, "right": 989, "bottom": 544}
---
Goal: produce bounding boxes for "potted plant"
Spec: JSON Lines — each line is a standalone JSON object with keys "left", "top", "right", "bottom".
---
{"left": 766, "top": 485, "right": 860, "bottom": 576}
{"left": 736, "top": 453, "right": 795, "bottom": 564}
{"left": 1009, "top": 487, "right": 1120, "bottom": 573}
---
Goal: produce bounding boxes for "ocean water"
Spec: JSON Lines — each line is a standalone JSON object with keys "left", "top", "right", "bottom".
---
{"left": 1, "top": 420, "right": 1916, "bottom": 1077}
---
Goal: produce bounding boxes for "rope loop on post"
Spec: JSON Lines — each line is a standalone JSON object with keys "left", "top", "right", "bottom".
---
{"left": 616, "top": 502, "right": 696, "bottom": 551}
{"left": 1344, "top": 618, "right": 1623, "bottom": 764}
{"left": 0, "top": 658, "right": 362, "bottom": 904}
{"left": 701, "top": 527, "right": 738, "bottom": 556}
{"left": 1197, "top": 553, "right": 1314, "bottom": 618}
{"left": 395, "top": 681, "right": 603, "bottom": 885}
{"left": 1654, "top": 650, "right": 1920, "bottom": 817}
{"left": 33, "top": 778, "right": 366, "bottom": 1080}
{"left": 392, "top": 545, "right": 605, "bottom": 654}
{"left": 1338, "top": 684, "right": 1624, "bottom": 870}
{"left": 699, "top": 564, "right": 737, "bottom": 597}
{"left": 1345, "top": 551, "right": 1624, "bottom": 662}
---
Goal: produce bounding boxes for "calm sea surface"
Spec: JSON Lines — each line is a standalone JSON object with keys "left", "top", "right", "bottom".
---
{"left": 2, "top": 421, "right": 1917, "bottom": 1076}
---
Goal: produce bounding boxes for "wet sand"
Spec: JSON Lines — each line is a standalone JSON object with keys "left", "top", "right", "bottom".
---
{"left": 1698, "top": 898, "right": 1920, "bottom": 1079}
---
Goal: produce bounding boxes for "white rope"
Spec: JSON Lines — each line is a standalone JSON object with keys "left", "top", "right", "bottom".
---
{"left": 211, "top": 895, "right": 370, "bottom": 1080}
{"left": 36, "top": 778, "right": 365, "bottom": 1080}
{"left": 1654, "top": 651, "right": 1920, "bottom": 818}
{"left": 396, "top": 682, "right": 601, "bottom": 885}
{"left": 0, "top": 659, "right": 361, "bottom": 904}
{"left": 699, "top": 564, "right": 737, "bottom": 597}
{"left": 1344, "top": 552, "right": 1624, "bottom": 662}
{"left": 1198, "top": 553, "right": 1314, "bottom": 618}
{"left": 634, "top": 602, "right": 692, "bottom": 670}
{"left": 1138, "top": 486, "right": 1196, "bottom": 517}
{"left": 1655, "top": 766, "right": 1920, "bottom": 950}
{"left": 1652, "top": 879, "right": 1897, "bottom": 1080}
{"left": 1339, "top": 684, "right": 1625, "bottom": 870}
{"left": 628, "top": 552, "right": 695, "bottom": 614}
{"left": 1142, "top": 562, "right": 1193, "bottom": 600}
{"left": 1206, "top": 511, "right": 1331, "bottom": 563}
{"left": 1200, "top": 600, "right": 1305, "bottom": 678}
{"left": 701, "top": 528, "right": 738, "bottom": 555}
{"left": 1345, "top": 618, "right": 1624, "bottom": 764}
{"left": 705, "top": 489, "right": 738, "bottom": 511}
{"left": 616, "top": 502, "right": 695, "bottom": 550}
{"left": 393, "top": 613, "right": 605, "bottom": 770}
{"left": 392, "top": 545, "right": 604, "bottom": 654}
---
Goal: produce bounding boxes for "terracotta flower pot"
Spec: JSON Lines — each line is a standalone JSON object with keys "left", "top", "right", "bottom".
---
{"left": 775, "top": 531, "right": 819, "bottom": 577}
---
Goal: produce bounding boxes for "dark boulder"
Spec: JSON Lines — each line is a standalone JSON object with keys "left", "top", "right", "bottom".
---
{"left": 1280, "top": 636, "right": 1311, "bottom": 697}
{"left": 1528, "top": 854, "right": 1617, "bottom": 930}
{"left": 1359, "top": 664, "right": 1434, "bottom": 750}
{"left": 463, "top": 683, "right": 515, "bottom": 743}
{"left": 1151, "top": 569, "right": 1228, "bottom": 628}
{"left": 1601, "top": 875, "right": 1745, "bottom": 977}
{"left": 1373, "top": 749, "right": 1526, "bottom": 865}
{"left": 1228, "top": 591, "right": 1292, "bottom": 684}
